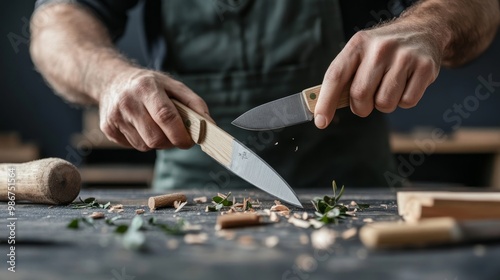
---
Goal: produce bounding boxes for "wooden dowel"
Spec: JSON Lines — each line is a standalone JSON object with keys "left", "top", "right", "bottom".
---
{"left": 148, "top": 193, "right": 187, "bottom": 210}
{"left": 216, "top": 213, "right": 262, "bottom": 230}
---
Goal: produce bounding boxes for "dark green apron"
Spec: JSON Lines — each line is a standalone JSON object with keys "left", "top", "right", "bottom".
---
{"left": 153, "top": 0, "right": 395, "bottom": 192}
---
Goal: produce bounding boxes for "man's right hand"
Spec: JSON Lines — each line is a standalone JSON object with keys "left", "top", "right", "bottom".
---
{"left": 98, "top": 68, "right": 212, "bottom": 151}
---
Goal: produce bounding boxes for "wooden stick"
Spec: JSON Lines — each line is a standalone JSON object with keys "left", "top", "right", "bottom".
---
{"left": 148, "top": 193, "right": 187, "bottom": 210}
{"left": 216, "top": 213, "right": 262, "bottom": 230}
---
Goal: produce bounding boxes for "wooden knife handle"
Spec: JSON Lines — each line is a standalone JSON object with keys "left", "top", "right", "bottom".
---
{"left": 359, "top": 217, "right": 462, "bottom": 249}
{"left": 0, "top": 158, "right": 81, "bottom": 205}
{"left": 172, "top": 100, "right": 207, "bottom": 144}
{"left": 302, "top": 85, "right": 350, "bottom": 113}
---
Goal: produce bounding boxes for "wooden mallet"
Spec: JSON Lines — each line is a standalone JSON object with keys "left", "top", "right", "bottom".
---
{"left": 0, "top": 158, "right": 81, "bottom": 204}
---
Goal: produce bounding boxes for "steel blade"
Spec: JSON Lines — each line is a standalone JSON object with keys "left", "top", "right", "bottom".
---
{"left": 228, "top": 139, "right": 303, "bottom": 207}
{"left": 232, "top": 92, "right": 313, "bottom": 131}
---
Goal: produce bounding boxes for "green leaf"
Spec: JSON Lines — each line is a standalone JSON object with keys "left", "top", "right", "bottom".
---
{"left": 105, "top": 216, "right": 122, "bottom": 225}
{"left": 222, "top": 200, "right": 233, "bottom": 207}
{"left": 335, "top": 185, "right": 345, "bottom": 203}
{"left": 83, "top": 197, "right": 96, "bottom": 204}
{"left": 356, "top": 203, "right": 370, "bottom": 210}
{"left": 67, "top": 219, "right": 79, "bottom": 229}
{"left": 206, "top": 205, "right": 217, "bottom": 212}
{"left": 122, "top": 230, "right": 145, "bottom": 250}
{"left": 115, "top": 225, "right": 129, "bottom": 234}
{"left": 129, "top": 216, "right": 144, "bottom": 231}
{"left": 102, "top": 202, "right": 111, "bottom": 209}
{"left": 212, "top": 196, "right": 223, "bottom": 203}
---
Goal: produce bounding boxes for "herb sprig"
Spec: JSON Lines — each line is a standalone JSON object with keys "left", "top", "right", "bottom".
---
{"left": 70, "top": 197, "right": 111, "bottom": 209}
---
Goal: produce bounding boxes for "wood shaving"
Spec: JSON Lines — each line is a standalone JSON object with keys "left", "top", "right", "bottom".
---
{"left": 108, "top": 204, "right": 124, "bottom": 213}
{"left": 350, "top": 201, "right": 358, "bottom": 206}
{"left": 166, "top": 239, "right": 179, "bottom": 250}
{"left": 135, "top": 209, "right": 145, "bottom": 215}
{"left": 237, "top": 235, "right": 255, "bottom": 246}
{"left": 311, "top": 228, "right": 336, "bottom": 250}
{"left": 216, "top": 230, "right": 236, "bottom": 240}
{"left": 341, "top": 228, "right": 357, "bottom": 240}
{"left": 309, "top": 219, "right": 324, "bottom": 229}
{"left": 363, "top": 218, "right": 374, "bottom": 223}
{"left": 299, "top": 234, "right": 309, "bottom": 245}
{"left": 89, "top": 212, "right": 105, "bottom": 219}
{"left": 184, "top": 233, "right": 208, "bottom": 245}
{"left": 270, "top": 200, "right": 290, "bottom": 216}
{"left": 270, "top": 211, "right": 280, "bottom": 223}
{"left": 193, "top": 196, "right": 207, "bottom": 203}
{"left": 217, "top": 193, "right": 227, "bottom": 199}
{"left": 233, "top": 203, "right": 244, "bottom": 208}
{"left": 174, "top": 201, "right": 188, "bottom": 213}
{"left": 380, "top": 204, "right": 388, "bottom": 209}
{"left": 293, "top": 213, "right": 301, "bottom": 219}
{"left": 264, "top": 236, "right": 279, "bottom": 248}
{"left": 288, "top": 217, "right": 310, "bottom": 229}
{"left": 302, "top": 212, "right": 309, "bottom": 220}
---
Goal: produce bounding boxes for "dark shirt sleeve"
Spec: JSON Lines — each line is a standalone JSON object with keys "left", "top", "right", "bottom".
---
{"left": 34, "top": 0, "right": 139, "bottom": 41}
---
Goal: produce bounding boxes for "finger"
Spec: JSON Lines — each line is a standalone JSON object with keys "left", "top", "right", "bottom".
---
{"left": 374, "top": 66, "right": 408, "bottom": 113}
{"left": 118, "top": 122, "right": 151, "bottom": 152}
{"left": 399, "top": 60, "right": 438, "bottom": 109}
{"left": 316, "top": 45, "right": 361, "bottom": 129}
{"left": 104, "top": 128, "right": 134, "bottom": 149}
{"left": 144, "top": 90, "right": 194, "bottom": 149}
{"left": 131, "top": 106, "right": 175, "bottom": 150}
{"left": 161, "top": 77, "right": 215, "bottom": 123}
{"left": 348, "top": 57, "right": 386, "bottom": 117}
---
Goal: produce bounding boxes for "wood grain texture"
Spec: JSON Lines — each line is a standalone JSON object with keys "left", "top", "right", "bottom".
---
{"left": 0, "top": 158, "right": 81, "bottom": 204}
{"left": 397, "top": 191, "right": 500, "bottom": 221}
{"left": 173, "top": 100, "right": 233, "bottom": 167}
{"left": 360, "top": 217, "right": 460, "bottom": 249}
{"left": 302, "top": 84, "right": 350, "bottom": 113}
{"left": 148, "top": 192, "right": 187, "bottom": 210}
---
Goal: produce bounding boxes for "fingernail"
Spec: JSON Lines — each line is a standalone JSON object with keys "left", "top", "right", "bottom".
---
{"left": 314, "top": 114, "right": 327, "bottom": 129}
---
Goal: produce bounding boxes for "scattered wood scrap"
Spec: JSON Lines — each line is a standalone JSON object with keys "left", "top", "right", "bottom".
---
{"left": 193, "top": 196, "right": 207, "bottom": 203}
{"left": 215, "top": 213, "right": 262, "bottom": 230}
{"left": 174, "top": 201, "right": 188, "bottom": 213}
{"left": 148, "top": 193, "right": 187, "bottom": 211}
{"left": 135, "top": 209, "right": 145, "bottom": 215}
{"left": 89, "top": 212, "right": 105, "bottom": 219}
{"left": 108, "top": 204, "right": 124, "bottom": 213}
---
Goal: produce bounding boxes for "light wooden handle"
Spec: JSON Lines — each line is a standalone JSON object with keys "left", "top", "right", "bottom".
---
{"left": 359, "top": 217, "right": 462, "bottom": 249}
{"left": 172, "top": 100, "right": 206, "bottom": 144}
{"left": 0, "top": 158, "right": 81, "bottom": 204}
{"left": 302, "top": 85, "right": 350, "bottom": 113}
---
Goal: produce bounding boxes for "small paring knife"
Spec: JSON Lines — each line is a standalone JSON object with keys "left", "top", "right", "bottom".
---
{"left": 173, "top": 100, "right": 302, "bottom": 208}
{"left": 232, "top": 85, "right": 349, "bottom": 131}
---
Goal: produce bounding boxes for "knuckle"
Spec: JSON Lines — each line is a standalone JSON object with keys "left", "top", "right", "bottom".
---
{"left": 154, "top": 107, "right": 180, "bottom": 124}
{"left": 131, "top": 74, "right": 159, "bottom": 95}
{"left": 375, "top": 96, "right": 397, "bottom": 112}
{"left": 399, "top": 94, "right": 420, "bottom": 108}
{"left": 324, "top": 67, "right": 343, "bottom": 83}
{"left": 144, "top": 134, "right": 165, "bottom": 149}
{"left": 349, "top": 84, "right": 370, "bottom": 102}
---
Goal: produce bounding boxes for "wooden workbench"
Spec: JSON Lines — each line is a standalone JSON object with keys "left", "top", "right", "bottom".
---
{"left": 1, "top": 188, "right": 499, "bottom": 280}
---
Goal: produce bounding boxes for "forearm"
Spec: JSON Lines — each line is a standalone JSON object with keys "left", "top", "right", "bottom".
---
{"left": 30, "top": 3, "right": 133, "bottom": 104}
{"left": 400, "top": 0, "right": 500, "bottom": 67}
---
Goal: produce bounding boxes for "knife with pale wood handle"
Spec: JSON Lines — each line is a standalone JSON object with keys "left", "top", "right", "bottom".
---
{"left": 172, "top": 100, "right": 302, "bottom": 207}
{"left": 232, "top": 85, "right": 350, "bottom": 131}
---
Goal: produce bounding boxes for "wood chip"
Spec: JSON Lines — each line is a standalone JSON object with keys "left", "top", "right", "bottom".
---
{"left": 174, "top": 201, "right": 187, "bottom": 213}
{"left": 148, "top": 193, "right": 187, "bottom": 211}
{"left": 108, "top": 204, "right": 124, "bottom": 213}
{"left": 363, "top": 218, "right": 374, "bottom": 223}
{"left": 299, "top": 234, "right": 309, "bottom": 245}
{"left": 135, "top": 209, "right": 145, "bottom": 215}
{"left": 309, "top": 219, "right": 324, "bottom": 229}
{"left": 89, "top": 212, "right": 105, "bottom": 219}
{"left": 270, "top": 200, "right": 290, "bottom": 216}
{"left": 184, "top": 233, "right": 208, "bottom": 245}
{"left": 193, "top": 196, "right": 207, "bottom": 203}
{"left": 293, "top": 213, "right": 301, "bottom": 219}
{"left": 380, "top": 204, "right": 388, "bottom": 209}
{"left": 216, "top": 213, "right": 261, "bottom": 230}
{"left": 288, "top": 217, "right": 310, "bottom": 229}
{"left": 341, "top": 228, "right": 357, "bottom": 240}
{"left": 237, "top": 235, "right": 255, "bottom": 246}
{"left": 264, "top": 236, "right": 279, "bottom": 248}
{"left": 166, "top": 239, "right": 179, "bottom": 250}
{"left": 270, "top": 211, "right": 280, "bottom": 223}
{"left": 302, "top": 212, "right": 309, "bottom": 220}
{"left": 311, "top": 228, "right": 336, "bottom": 250}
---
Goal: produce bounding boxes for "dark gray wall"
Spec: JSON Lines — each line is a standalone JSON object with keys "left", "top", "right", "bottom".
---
{"left": 1, "top": 1, "right": 499, "bottom": 160}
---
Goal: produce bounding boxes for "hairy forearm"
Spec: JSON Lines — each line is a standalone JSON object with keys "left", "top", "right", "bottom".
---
{"left": 30, "top": 3, "right": 133, "bottom": 105}
{"left": 399, "top": 0, "right": 500, "bottom": 67}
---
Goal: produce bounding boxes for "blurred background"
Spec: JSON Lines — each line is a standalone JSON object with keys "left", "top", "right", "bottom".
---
{"left": 1, "top": 1, "right": 499, "bottom": 188}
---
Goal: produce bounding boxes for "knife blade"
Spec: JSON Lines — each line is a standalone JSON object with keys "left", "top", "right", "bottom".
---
{"left": 173, "top": 100, "right": 303, "bottom": 208}
{"left": 232, "top": 85, "right": 349, "bottom": 131}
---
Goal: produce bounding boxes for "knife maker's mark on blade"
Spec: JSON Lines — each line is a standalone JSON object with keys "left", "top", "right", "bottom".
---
{"left": 229, "top": 140, "right": 302, "bottom": 208}
{"left": 231, "top": 93, "right": 313, "bottom": 131}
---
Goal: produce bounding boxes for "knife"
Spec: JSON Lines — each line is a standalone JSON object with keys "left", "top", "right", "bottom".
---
{"left": 173, "top": 100, "right": 303, "bottom": 208}
{"left": 360, "top": 217, "right": 500, "bottom": 249}
{"left": 232, "top": 85, "right": 349, "bottom": 131}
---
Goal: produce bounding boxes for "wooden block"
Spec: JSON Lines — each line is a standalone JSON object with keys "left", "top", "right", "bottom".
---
{"left": 397, "top": 191, "right": 500, "bottom": 222}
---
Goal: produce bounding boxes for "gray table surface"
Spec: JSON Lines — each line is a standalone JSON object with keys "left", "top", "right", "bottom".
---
{"left": 1, "top": 187, "right": 499, "bottom": 280}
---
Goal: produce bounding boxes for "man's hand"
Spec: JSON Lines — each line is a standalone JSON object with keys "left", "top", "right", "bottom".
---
{"left": 30, "top": 3, "right": 211, "bottom": 151}
{"left": 99, "top": 68, "right": 211, "bottom": 151}
{"left": 314, "top": 0, "right": 500, "bottom": 129}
